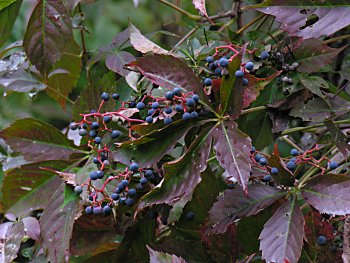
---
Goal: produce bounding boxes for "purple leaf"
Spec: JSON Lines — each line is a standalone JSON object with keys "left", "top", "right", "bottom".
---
{"left": 148, "top": 245, "right": 187, "bottom": 263}
{"left": 212, "top": 121, "right": 252, "bottom": 190}
{"left": 0, "top": 118, "right": 85, "bottom": 162}
{"left": 40, "top": 183, "right": 82, "bottom": 263}
{"left": 138, "top": 126, "right": 213, "bottom": 210}
{"left": 302, "top": 174, "right": 350, "bottom": 216}
{"left": 0, "top": 221, "right": 25, "bottom": 263}
{"left": 2, "top": 161, "right": 71, "bottom": 217}
{"left": 324, "top": 120, "right": 350, "bottom": 157}
{"left": 259, "top": 198, "right": 304, "bottom": 263}
{"left": 106, "top": 51, "right": 136, "bottom": 77}
{"left": 22, "top": 217, "right": 41, "bottom": 242}
{"left": 254, "top": 5, "right": 350, "bottom": 39}
{"left": 129, "top": 22, "right": 168, "bottom": 54}
{"left": 207, "top": 184, "right": 285, "bottom": 234}
{"left": 0, "top": 68, "right": 45, "bottom": 93}
{"left": 130, "top": 54, "right": 210, "bottom": 104}
{"left": 23, "top": 0, "right": 76, "bottom": 75}
{"left": 289, "top": 98, "right": 332, "bottom": 122}
{"left": 293, "top": 39, "right": 346, "bottom": 73}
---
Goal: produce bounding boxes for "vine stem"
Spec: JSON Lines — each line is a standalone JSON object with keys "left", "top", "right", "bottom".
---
{"left": 323, "top": 34, "right": 350, "bottom": 44}
{"left": 236, "top": 13, "right": 265, "bottom": 35}
{"left": 241, "top": 105, "right": 267, "bottom": 114}
{"left": 282, "top": 119, "right": 350, "bottom": 135}
{"left": 157, "top": 0, "right": 201, "bottom": 21}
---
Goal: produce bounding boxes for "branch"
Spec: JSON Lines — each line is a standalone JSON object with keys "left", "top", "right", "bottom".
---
{"left": 343, "top": 216, "right": 350, "bottom": 263}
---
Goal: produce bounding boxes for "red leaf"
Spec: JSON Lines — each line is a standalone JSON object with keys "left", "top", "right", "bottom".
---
{"left": 105, "top": 51, "right": 135, "bottom": 77}
{"left": 259, "top": 198, "right": 304, "bottom": 263}
{"left": 192, "top": 0, "right": 213, "bottom": 24}
{"left": 212, "top": 121, "right": 252, "bottom": 190}
{"left": 148, "top": 245, "right": 187, "bottom": 263}
{"left": 242, "top": 71, "right": 282, "bottom": 108}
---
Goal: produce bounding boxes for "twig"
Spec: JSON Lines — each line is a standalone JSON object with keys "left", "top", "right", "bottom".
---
{"left": 331, "top": 80, "right": 350, "bottom": 100}
{"left": 235, "top": 0, "right": 243, "bottom": 30}
{"left": 343, "top": 216, "right": 350, "bottom": 263}
{"left": 157, "top": 0, "right": 201, "bottom": 21}
{"left": 236, "top": 14, "right": 265, "bottom": 35}
{"left": 323, "top": 34, "right": 350, "bottom": 44}
{"left": 170, "top": 26, "right": 199, "bottom": 53}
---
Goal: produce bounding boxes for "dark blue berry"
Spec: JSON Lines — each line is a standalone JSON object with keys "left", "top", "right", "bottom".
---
{"left": 70, "top": 122, "right": 78, "bottom": 130}
{"left": 119, "top": 197, "right": 126, "bottom": 205}
{"left": 209, "top": 62, "right": 215, "bottom": 70}
{"left": 126, "top": 198, "right": 135, "bottom": 206}
{"left": 74, "top": 186, "right": 83, "bottom": 194}
{"left": 96, "top": 170, "right": 104, "bottom": 179}
{"left": 137, "top": 183, "right": 143, "bottom": 190}
{"left": 316, "top": 235, "right": 327, "bottom": 246}
{"left": 191, "top": 111, "right": 198, "bottom": 118}
{"left": 254, "top": 153, "right": 262, "bottom": 162}
{"left": 206, "top": 56, "right": 214, "bottom": 63}
{"left": 192, "top": 94, "right": 200, "bottom": 103}
{"left": 164, "top": 107, "right": 172, "bottom": 114}
{"left": 152, "top": 102, "right": 159, "bottom": 109}
{"left": 259, "top": 157, "right": 267, "bottom": 165}
{"left": 145, "top": 169, "right": 153, "bottom": 177}
{"left": 136, "top": 102, "right": 145, "bottom": 110}
{"left": 164, "top": 117, "right": 172, "bottom": 125}
{"left": 186, "top": 98, "right": 195, "bottom": 107}
{"left": 165, "top": 91, "right": 174, "bottom": 100}
{"left": 173, "top": 87, "right": 181, "bottom": 95}
{"left": 250, "top": 146, "right": 256, "bottom": 153}
{"left": 80, "top": 123, "right": 88, "bottom": 129}
{"left": 263, "top": 174, "right": 272, "bottom": 182}
{"left": 121, "top": 179, "right": 129, "bottom": 188}
{"left": 88, "top": 195, "right": 94, "bottom": 201}
{"left": 204, "top": 78, "right": 213, "bottom": 86}
{"left": 185, "top": 211, "right": 195, "bottom": 220}
{"left": 175, "top": 105, "right": 183, "bottom": 112}
{"left": 90, "top": 110, "right": 97, "bottom": 114}
{"left": 148, "top": 109, "right": 155, "bottom": 116}
{"left": 129, "top": 101, "right": 136, "bottom": 108}
{"left": 146, "top": 116, "right": 153, "bottom": 124}
{"left": 130, "top": 162, "right": 139, "bottom": 171}
{"left": 115, "top": 187, "right": 122, "bottom": 194}
{"left": 260, "top": 51, "right": 269, "bottom": 60}
{"left": 182, "top": 112, "right": 192, "bottom": 120}
{"left": 93, "top": 157, "right": 99, "bottom": 164}
{"left": 214, "top": 60, "right": 219, "bottom": 67}
{"left": 214, "top": 67, "right": 222, "bottom": 75}
{"left": 103, "top": 205, "right": 112, "bottom": 215}
{"left": 89, "top": 130, "right": 97, "bottom": 138}
{"left": 94, "top": 137, "right": 102, "bottom": 144}
{"left": 242, "top": 78, "right": 249, "bottom": 86}
{"left": 78, "top": 129, "right": 87, "bottom": 136}
{"left": 111, "top": 193, "right": 120, "bottom": 200}
{"left": 101, "top": 92, "right": 110, "bottom": 101}
{"left": 128, "top": 188, "right": 137, "bottom": 197}
{"left": 290, "top": 149, "right": 299, "bottom": 156}
{"left": 103, "top": 115, "right": 111, "bottom": 123}
{"left": 90, "top": 171, "right": 98, "bottom": 180}
{"left": 85, "top": 206, "right": 93, "bottom": 214}
{"left": 287, "top": 161, "right": 296, "bottom": 171}
{"left": 111, "top": 130, "right": 121, "bottom": 139}
{"left": 93, "top": 206, "right": 103, "bottom": 214}
{"left": 271, "top": 167, "right": 279, "bottom": 175}
{"left": 140, "top": 177, "right": 148, "bottom": 185}
{"left": 91, "top": 122, "right": 99, "bottom": 130}
{"left": 235, "top": 70, "right": 244, "bottom": 78}
{"left": 219, "top": 57, "right": 229, "bottom": 67}
{"left": 112, "top": 93, "right": 119, "bottom": 100}
{"left": 245, "top": 62, "right": 254, "bottom": 71}
{"left": 329, "top": 161, "right": 338, "bottom": 170}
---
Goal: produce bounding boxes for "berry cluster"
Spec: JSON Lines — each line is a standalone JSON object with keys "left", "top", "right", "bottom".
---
{"left": 202, "top": 44, "right": 270, "bottom": 91}
{"left": 249, "top": 145, "right": 342, "bottom": 184}
{"left": 69, "top": 89, "right": 209, "bottom": 215}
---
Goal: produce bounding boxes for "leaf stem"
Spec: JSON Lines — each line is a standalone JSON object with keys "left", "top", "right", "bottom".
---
{"left": 241, "top": 105, "right": 267, "bottom": 115}
{"left": 323, "top": 34, "right": 350, "bottom": 44}
{"left": 236, "top": 13, "right": 265, "bottom": 35}
{"left": 157, "top": 0, "right": 201, "bottom": 21}
{"left": 282, "top": 119, "right": 350, "bottom": 135}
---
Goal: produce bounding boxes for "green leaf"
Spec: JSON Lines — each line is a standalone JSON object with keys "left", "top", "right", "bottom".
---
{"left": 300, "top": 75, "right": 328, "bottom": 98}
{"left": 138, "top": 125, "right": 213, "bottom": 209}
{"left": 2, "top": 160, "right": 71, "bottom": 217}
{"left": 40, "top": 183, "right": 82, "bottom": 263}
{"left": 289, "top": 98, "right": 332, "bottom": 122}
{"left": 23, "top": 0, "right": 77, "bottom": 75}
{"left": 0, "top": 0, "right": 17, "bottom": 11}
{"left": 45, "top": 40, "right": 82, "bottom": 109}
{"left": 0, "top": 118, "right": 85, "bottom": 162}
{"left": 219, "top": 53, "right": 242, "bottom": 118}
{"left": 114, "top": 216, "right": 157, "bottom": 263}
{"left": 113, "top": 119, "right": 211, "bottom": 167}
{"left": 324, "top": 119, "right": 350, "bottom": 157}
{"left": 0, "top": 0, "right": 22, "bottom": 48}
